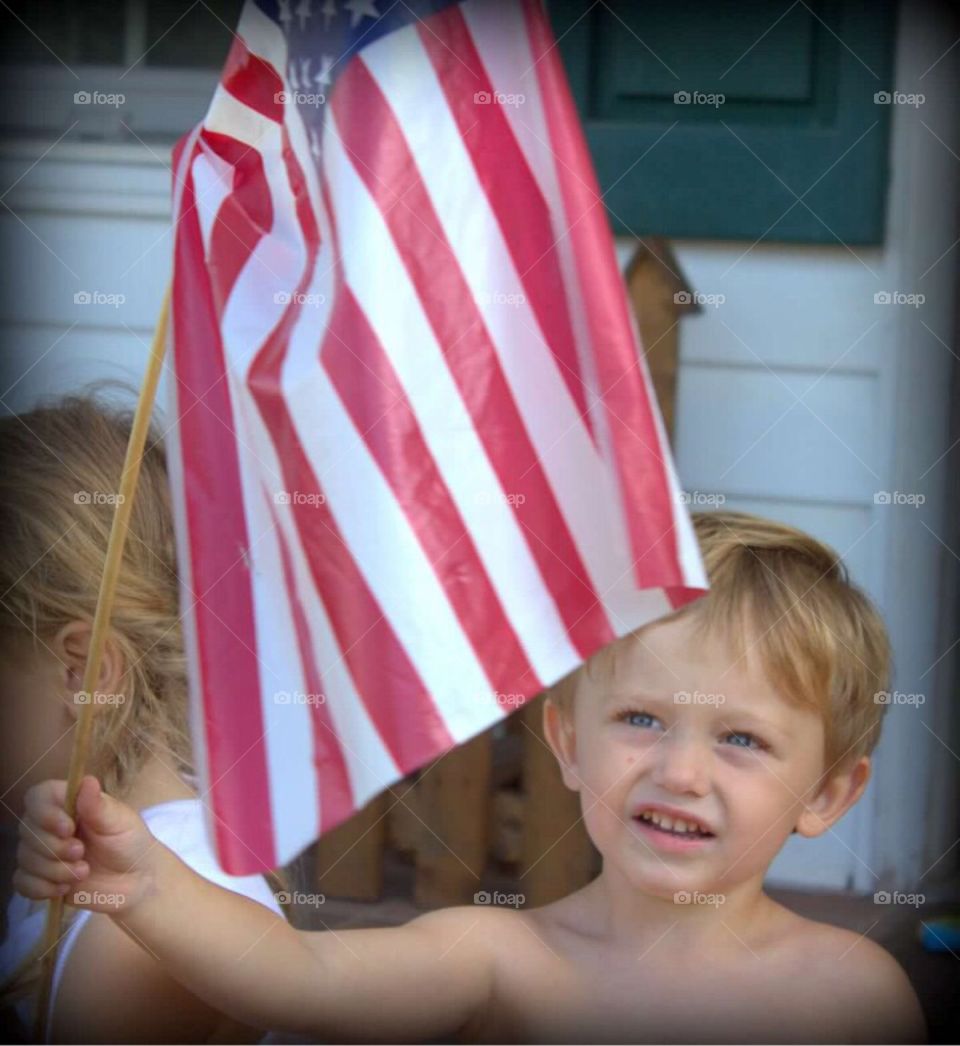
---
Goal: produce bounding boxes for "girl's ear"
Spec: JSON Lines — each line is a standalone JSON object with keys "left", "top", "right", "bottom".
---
{"left": 53, "top": 621, "right": 125, "bottom": 718}
{"left": 542, "top": 696, "right": 581, "bottom": 793}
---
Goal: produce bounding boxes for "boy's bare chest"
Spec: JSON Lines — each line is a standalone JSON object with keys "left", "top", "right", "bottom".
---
{"left": 468, "top": 930, "right": 841, "bottom": 1044}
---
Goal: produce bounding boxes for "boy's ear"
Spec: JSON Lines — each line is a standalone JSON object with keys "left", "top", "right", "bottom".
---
{"left": 53, "top": 621, "right": 125, "bottom": 719}
{"left": 542, "top": 696, "right": 580, "bottom": 793}
{"left": 794, "top": 756, "right": 871, "bottom": 838}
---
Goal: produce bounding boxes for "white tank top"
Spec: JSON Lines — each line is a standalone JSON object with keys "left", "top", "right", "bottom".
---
{"left": 2, "top": 796, "right": 286, "bottom": 1041}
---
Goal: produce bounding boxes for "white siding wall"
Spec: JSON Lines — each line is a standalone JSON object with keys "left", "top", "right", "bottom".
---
{"left": 0, "top": 142, "right": 173, "bottom": 416}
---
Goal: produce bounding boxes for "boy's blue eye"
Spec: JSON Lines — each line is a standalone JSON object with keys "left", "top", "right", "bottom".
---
{"left": 621, "top": 710, "right": 658, "bottom": 729}
{"left": 723, "top": 731, "right": 763, "bottom": 750}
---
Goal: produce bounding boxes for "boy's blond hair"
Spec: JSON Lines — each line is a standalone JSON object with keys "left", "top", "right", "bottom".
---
{"left": 549, "top": 510, "right": 892, "bottom": 771}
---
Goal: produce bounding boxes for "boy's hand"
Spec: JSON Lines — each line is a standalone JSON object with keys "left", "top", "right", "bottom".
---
{"left": 16, "top": 775, "right": 500, "bottom": 1040}
{"left": 13, "top": 775, "right": 158, "bottom": 913}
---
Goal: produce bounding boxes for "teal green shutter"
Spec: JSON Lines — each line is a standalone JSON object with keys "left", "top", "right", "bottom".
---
{"left": 547, "top": 0, "right": 897, "bottom": 243}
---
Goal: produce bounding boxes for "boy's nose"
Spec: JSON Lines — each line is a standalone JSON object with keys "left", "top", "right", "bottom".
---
{"left": 650, "top": 735, "right": 711, "bottom": 796}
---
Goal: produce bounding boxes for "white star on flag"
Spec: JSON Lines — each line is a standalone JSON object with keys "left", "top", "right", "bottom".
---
{"left": 295, "top": 0, "right": 312, "bottom": 31}
{"left": 315, "top": 54, "right": 335, "bottom": 86}
{"left": 344, "top": 0, "right": 379, "bottom": 29}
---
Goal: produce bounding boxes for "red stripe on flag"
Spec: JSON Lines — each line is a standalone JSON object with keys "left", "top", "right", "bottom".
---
{"left": 268, "top": 495, "right": 356, "bottom": 833}
{"left": 321, "top": 285, "right": 540, "bottom": 697}
{"left": 664, "top": 585, "right": 709, "bottom": 611}
{"left": 522, "top": 0, "right": 694, "bottom": 596}
{"left": 200, "top": 130, "right": 275, "bottom": 320}
{"left": 331, "top": 59, "right": 615, "bottom": 661}
{"left": 172, "top": 148, "right": 277, "bottom": 873}
{"left": 417, "top": 6, "right": 593, "bottom": 441}
{"left": 221, "top": 34, "right": 284, "bottom": 122}
{"left": 246, "top": 132, "right": 456, "bottom": 773}
{"left": 172, "top": 133, "right": 190, "bottom": 185}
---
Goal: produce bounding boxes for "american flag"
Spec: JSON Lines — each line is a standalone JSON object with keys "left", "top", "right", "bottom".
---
{"left": 166, "top": 0, "right": 708, "bottom": 874}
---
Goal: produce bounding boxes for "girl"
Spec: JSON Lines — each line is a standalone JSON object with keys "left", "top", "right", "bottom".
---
{"left": 0, "top": 388, "right": 285, "bottom": 1043}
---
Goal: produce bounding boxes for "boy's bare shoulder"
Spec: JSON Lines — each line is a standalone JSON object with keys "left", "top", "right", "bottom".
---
{"left": 774, "top": 911, "right": 927, "bottom": 1043}
{"left": 410, "top": 898, "right": 539, "bottom": 946}
{"left": 406, "top": 899, "right": 562, "bottom": 982}
{"left": 404, "top": 903, "right": 550, "bottom": 989}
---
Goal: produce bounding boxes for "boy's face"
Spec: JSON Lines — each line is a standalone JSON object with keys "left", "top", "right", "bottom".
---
{"left": 544, "top": 612, "right": 870, "bottom": 899}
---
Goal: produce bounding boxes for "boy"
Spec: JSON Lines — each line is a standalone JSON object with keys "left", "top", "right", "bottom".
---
{"left": 14, "top": 511, "right": 926, "bottom": 1043}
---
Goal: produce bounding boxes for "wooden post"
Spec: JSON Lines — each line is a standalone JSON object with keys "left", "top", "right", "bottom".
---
{"left": 315, "top": 794, "right": 388, "bottom": 900}
{"left": 410, "top": 729, "right": 492, "bottom": 907}
{"left": 518, "top": 695, "right": 598, "bottom": 907}
{"left": 624, "top": 236, "right": 700, "bottom": 443}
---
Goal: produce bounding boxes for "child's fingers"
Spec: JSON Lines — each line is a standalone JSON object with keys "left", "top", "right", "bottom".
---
{"left": 11, "top": 867, "right": 72, "bottom": 901}
{"left": 23, "top": 780, "right": 73, "bottom": 837}
{"left": 75, "top": 775, "right": 136, "bottom": 838}
{"left": 16, "top": 841, "right": 88, "bottom": 884}
{"left": 16, "top": 818, "right": 84, "bottom": 862}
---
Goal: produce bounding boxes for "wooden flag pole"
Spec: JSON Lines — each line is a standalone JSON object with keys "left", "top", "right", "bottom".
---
{"left": 34, "top": 283, "right": 172, "bottom": 1042}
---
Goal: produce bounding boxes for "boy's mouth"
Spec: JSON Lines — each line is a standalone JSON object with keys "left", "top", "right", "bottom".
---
{"left": 632, "top": 807, "right": 716, "bottom": 839}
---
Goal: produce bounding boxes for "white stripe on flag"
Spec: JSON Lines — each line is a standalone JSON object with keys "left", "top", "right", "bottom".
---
{"left": 191, "top": 152, "right": 234, "bottom": 259}
{"left": 269, "top": 487, "right": 404, "bottom": 807}
{"left": 322, "top": 101, "right": 580, "bottom": 687}
{"left": 227, "top": 389, "right": 322, "bottom": 859}
{"left": 205, "top": 83, "right": 276, "bottom": 150}
{"left": 237, "top": 0, "right": 288, "bottom": 76}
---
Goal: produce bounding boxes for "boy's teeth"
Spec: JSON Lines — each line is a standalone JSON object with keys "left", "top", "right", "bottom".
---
{"left": 639, "top": 810, "right": 708, "bottom": 835}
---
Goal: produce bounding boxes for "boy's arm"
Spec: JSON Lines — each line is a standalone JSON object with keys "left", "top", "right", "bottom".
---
{"left": 15, "top": 777, "right": 494, "bottom": 1042}
{"left": 121, "top": 840, "right": 493, "bottom": 1040}
{"left": 842, "top": 941, "right": 927, "bottom": 1044}
{"left": 806, "top": 933, "right": 927, "bottom": 1045}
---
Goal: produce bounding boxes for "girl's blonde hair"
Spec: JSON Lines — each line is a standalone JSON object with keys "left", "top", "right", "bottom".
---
{"left": 550, "top": 510, "right": 893, "bottom": 772}
{"left": 0, "top": 385, "right": 193, "bottom": 795}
